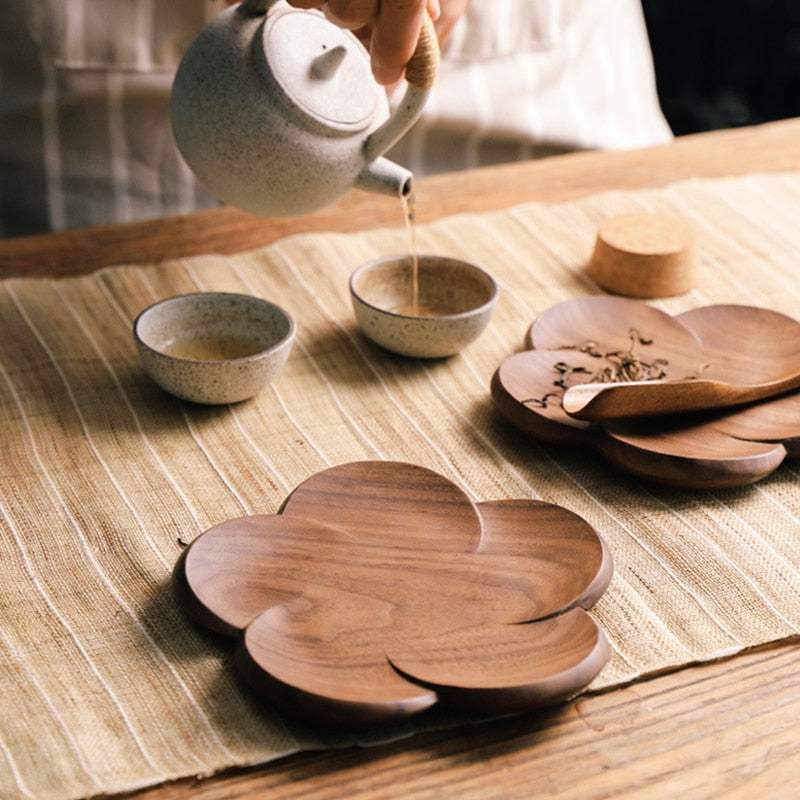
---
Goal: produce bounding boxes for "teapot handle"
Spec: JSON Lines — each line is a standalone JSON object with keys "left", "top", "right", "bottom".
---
{"left": 363, "top": 14, "right": 440, "bottom": 161}
{"left": 403, "top": 13, "right": 441, "bottom": 91}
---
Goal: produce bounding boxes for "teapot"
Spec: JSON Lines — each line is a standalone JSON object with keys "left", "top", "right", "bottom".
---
{"left": 170, "top": 0, "right": 439, "bottom": 217}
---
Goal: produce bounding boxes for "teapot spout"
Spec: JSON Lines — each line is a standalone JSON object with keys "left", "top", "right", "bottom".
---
{"left": 356, "top": 156, "right": 413, "bottom": 200}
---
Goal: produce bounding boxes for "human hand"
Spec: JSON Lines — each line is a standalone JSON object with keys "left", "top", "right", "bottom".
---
{"left": 433, "top": 0, "right": 470, "bottom": 45}
{"left": 286, "top": 0, "right": 442, "bottom": 85}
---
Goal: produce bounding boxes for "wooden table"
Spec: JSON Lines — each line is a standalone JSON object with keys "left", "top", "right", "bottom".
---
{"left": 4, "top": 118, "right": 800, "bottom": 799}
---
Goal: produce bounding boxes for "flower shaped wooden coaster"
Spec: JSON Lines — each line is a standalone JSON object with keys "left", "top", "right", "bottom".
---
{"left": 174, "top": 461, "right": 612, "bottom": 726}
{"left": 492, "top": 296, "right": 800, "bottom": 488}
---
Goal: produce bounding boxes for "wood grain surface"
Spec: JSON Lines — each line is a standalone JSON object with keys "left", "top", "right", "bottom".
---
{"left": 5, "top": 118, "right": 800, "bottom": 799}
{"left": 176, "top": 462, "right": 612, "bottom": 725}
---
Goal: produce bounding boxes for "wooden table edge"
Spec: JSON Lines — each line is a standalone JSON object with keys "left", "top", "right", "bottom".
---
{"left": 2, "top": 118, "right": 799, "bottom": 279}
{"left": 120, "top": 636, "right": 800, "bottom": 800}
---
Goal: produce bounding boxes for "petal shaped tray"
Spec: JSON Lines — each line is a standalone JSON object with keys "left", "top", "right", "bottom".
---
{"left": 174, "top": 461, "right": 613, "bottom": 726}
{"left": 491, "top": 296, "right": 800, "bottom": 489}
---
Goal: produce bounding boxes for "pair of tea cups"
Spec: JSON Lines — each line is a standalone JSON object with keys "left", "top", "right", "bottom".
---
{"left": 134, "top": 255, "right": 497, "bottom": 405}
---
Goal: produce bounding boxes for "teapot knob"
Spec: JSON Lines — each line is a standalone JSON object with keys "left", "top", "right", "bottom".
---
{"left": 311, "top": 45, "right": 347, "bottom": 80}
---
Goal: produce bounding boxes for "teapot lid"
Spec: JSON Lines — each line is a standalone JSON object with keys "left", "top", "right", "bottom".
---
{"left": 265, "top": 10, "right": 380, "bottom": 131}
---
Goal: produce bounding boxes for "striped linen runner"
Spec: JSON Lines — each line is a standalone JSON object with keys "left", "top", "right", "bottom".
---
{"left": 1, "top": 172, "right": 799, "bottom": 800}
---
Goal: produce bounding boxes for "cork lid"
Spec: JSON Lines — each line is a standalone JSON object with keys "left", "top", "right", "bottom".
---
{"left": 586, "top": 212, "right": 697, "bottom": 298}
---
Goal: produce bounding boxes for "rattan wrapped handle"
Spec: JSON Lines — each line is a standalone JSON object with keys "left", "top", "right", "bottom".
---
{"left": 404, "top": 14, "right": 440, "bottom": 89}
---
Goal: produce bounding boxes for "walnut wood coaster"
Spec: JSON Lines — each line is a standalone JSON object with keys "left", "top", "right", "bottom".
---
{"left": 175, "top": 462, "right": 612, "bottom": 725}
{"left": 5, "top": 119, "right": 800, "bottom": 799}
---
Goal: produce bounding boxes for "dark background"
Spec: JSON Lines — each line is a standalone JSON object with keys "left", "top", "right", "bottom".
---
{"left": 641, "top": 0, "right": 800, "bottom": 135}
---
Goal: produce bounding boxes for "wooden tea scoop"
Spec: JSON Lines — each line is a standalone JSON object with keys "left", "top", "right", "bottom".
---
{"left": 562, "top": 368, "right": 800, "bottom": 421}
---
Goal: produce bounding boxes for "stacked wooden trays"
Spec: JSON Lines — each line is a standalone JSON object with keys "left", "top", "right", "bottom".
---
{"left": 492, "top": 296, "right": 800, "bottom": 488}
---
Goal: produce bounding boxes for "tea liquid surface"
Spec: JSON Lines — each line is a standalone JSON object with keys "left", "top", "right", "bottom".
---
{"left": 163, "top": 336, "right": 261, "bottom": 361}
{"left": 390, "top": 302, "right": 453, "bottom": 317}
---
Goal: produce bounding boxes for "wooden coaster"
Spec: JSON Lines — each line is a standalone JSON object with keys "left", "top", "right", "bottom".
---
{"left": 587, "top": 212, "right": 696, "bottom": 298}
{"left": 174, "top": 461, "right": 613, "bottom": 725}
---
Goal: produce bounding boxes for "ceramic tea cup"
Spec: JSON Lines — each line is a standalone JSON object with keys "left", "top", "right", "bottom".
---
{"left": 134, "top": 292, "right": 295, "bottom": 404}
{"left": 350, "top": 254, "right": 498, "bottom": 358}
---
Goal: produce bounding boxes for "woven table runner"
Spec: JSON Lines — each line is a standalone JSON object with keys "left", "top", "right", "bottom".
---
{"left": 2, "top": 172, "right": 800, "bottom": 800}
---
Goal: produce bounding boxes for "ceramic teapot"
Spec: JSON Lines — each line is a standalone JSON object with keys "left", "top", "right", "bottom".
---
{"left": 170, "top": 0, "right": 439, "bottom": 217}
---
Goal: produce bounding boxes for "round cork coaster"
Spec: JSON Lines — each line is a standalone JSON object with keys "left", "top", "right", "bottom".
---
{"left": 586, "top": 212, "right": 697, "bottom": 298}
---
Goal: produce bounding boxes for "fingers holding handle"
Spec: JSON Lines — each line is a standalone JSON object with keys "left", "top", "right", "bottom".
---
{"left": 286, "top": 1, "right": 440, "bottom": 86}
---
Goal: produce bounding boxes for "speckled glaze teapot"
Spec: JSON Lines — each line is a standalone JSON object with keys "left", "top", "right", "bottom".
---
{"left": 170, "top": 0, "right": 439, "bottom": 217}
